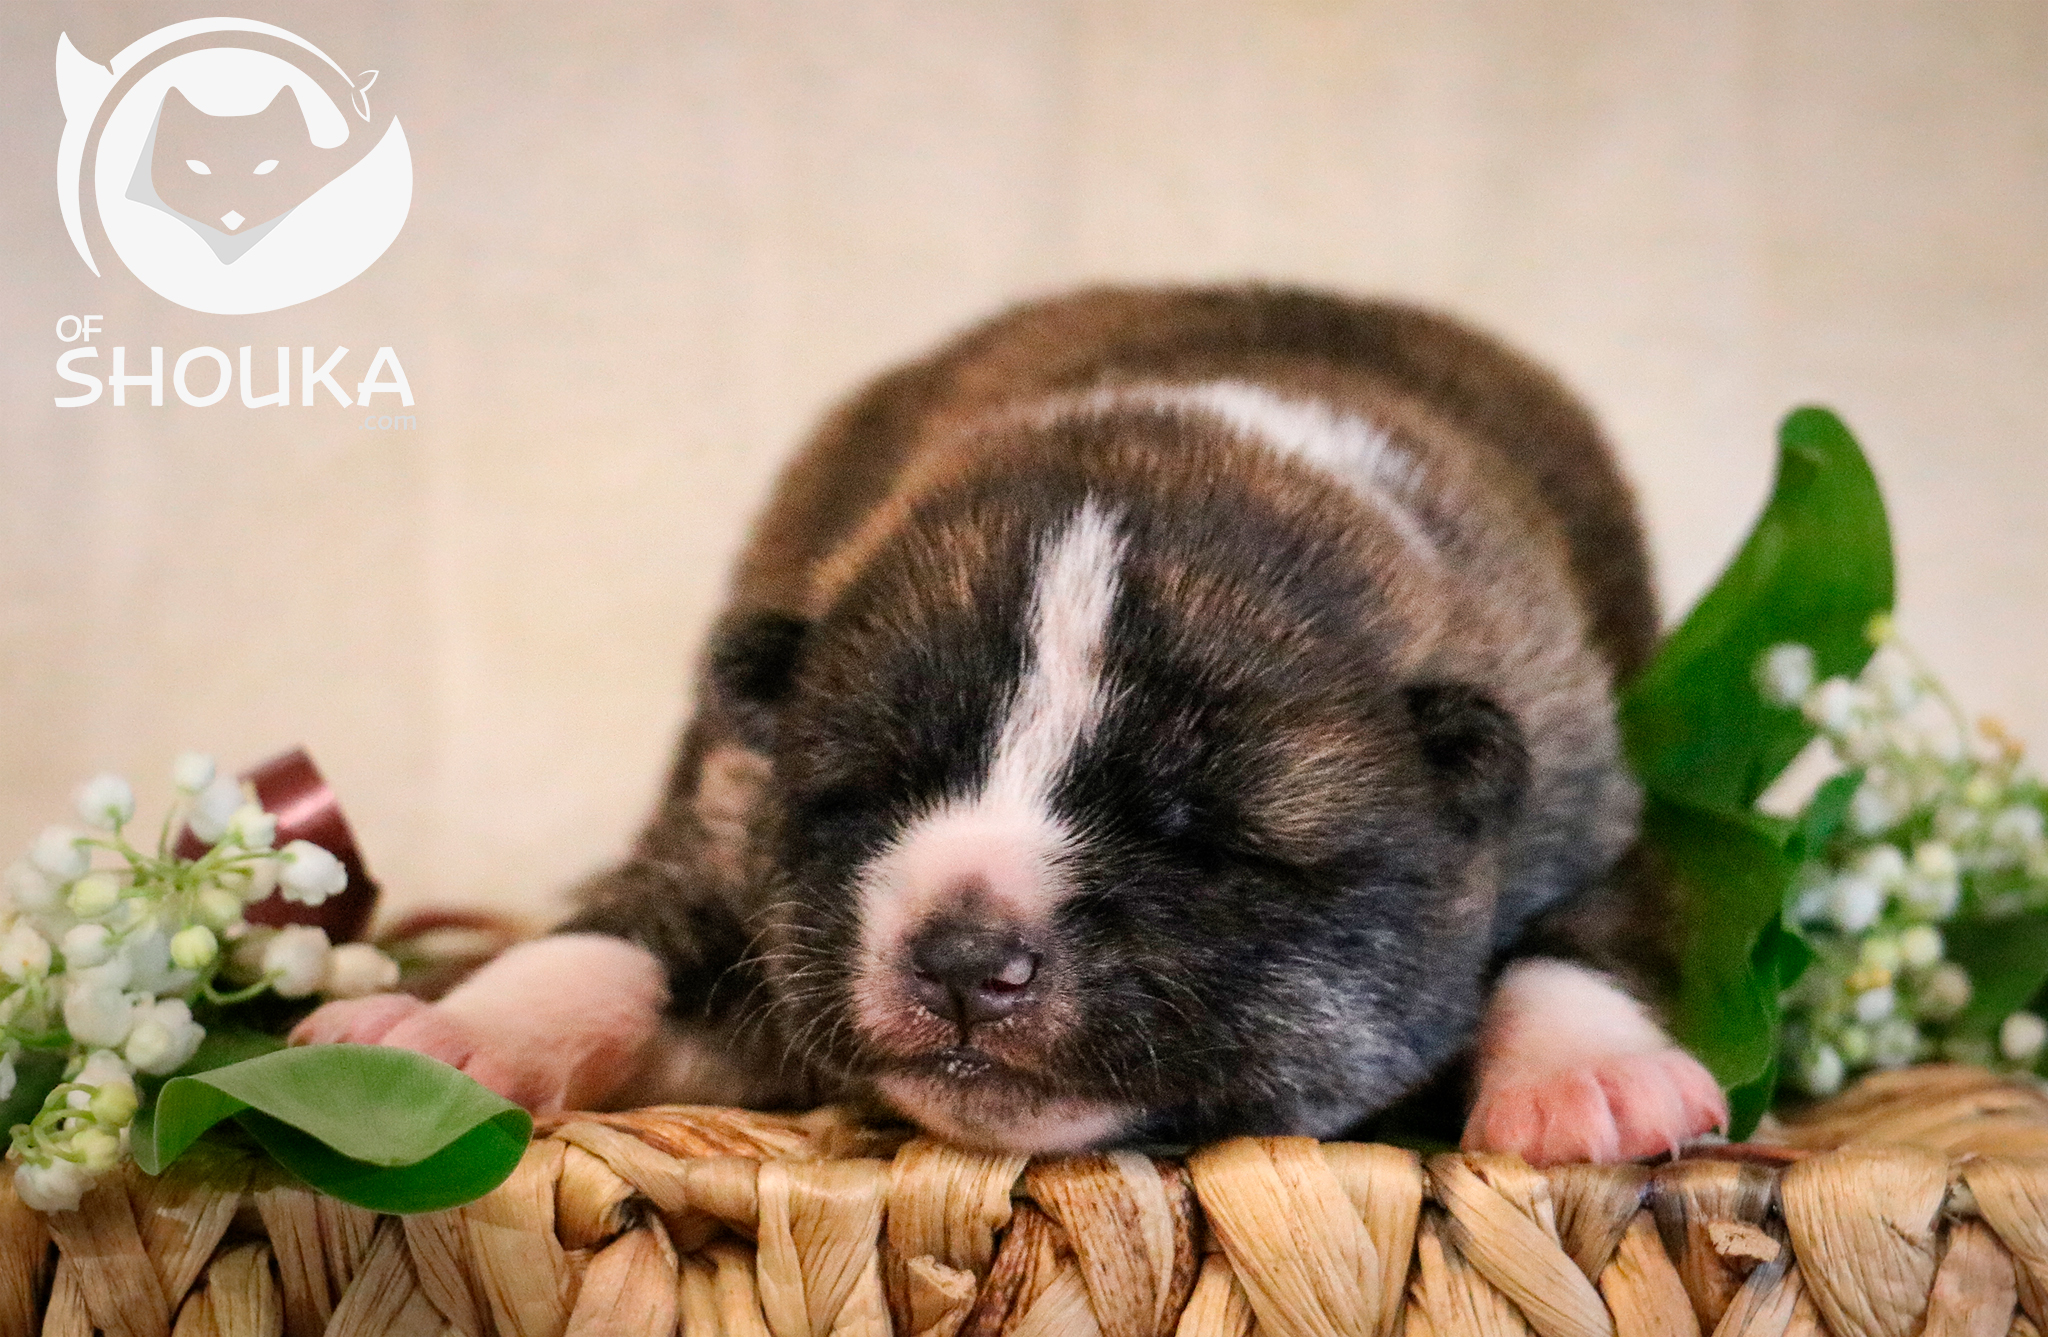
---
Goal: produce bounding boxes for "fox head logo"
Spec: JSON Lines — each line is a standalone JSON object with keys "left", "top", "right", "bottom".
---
{"left": 56, "top": 19, "right": 411, "bottom": 315}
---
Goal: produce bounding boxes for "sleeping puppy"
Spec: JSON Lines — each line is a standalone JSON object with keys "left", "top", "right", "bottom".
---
{"left": 295, "top": 285, "right": 1727, "bottom": 1165}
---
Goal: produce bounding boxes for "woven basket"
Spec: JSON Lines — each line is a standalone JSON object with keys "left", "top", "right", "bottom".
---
{"left": 14, "top": 1064, "right": 2048, "bottom": 1337}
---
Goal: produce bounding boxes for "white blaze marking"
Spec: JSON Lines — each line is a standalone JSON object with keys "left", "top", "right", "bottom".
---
{"left": 1041, "top": 380, "right": 1438, "bottom": 561}
{"left": 855, "top": 500, "right": 1126, "bottom": 960}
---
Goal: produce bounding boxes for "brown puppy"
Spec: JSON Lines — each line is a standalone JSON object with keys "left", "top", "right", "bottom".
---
{"left": 297, "top": 285, "right": 1725, "bottom": 1164}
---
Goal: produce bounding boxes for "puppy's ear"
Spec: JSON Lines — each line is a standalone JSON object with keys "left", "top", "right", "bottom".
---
{"left": 709, "top": 609, "right": 809, "bottom": 705}
{"left": 1404, "top": 682, "right": 1529, "bottom": 837}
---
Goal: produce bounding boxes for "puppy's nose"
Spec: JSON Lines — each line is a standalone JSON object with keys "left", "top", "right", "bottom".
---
{"left": 907, "top": 921, "right": 1038, "bottom": 1030}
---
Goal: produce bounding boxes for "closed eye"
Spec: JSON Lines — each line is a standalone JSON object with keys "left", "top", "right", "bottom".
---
{"left": 185, "top": 160, "right": 211, "bottom": 175}
{"left": 254, "top": 159, "right": 279, "bottom": 175}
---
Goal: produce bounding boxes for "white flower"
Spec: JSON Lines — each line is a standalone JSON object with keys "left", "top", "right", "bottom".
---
{"left": 1991, "top": 805, "right": 2046, "bottom": 853}
{"left": 168, "top": 925, "right": 218, "bottom": 972}
{"left": 1870, "top": 1018, "right": 1921, "bottom": 1068}
{"left": 1757, "top": 644, "right": 1816, "bottom": 708}
{"left": 1797, "top": 1042, "right": 1844, "bottom": 1097}
{"left": 2001, "top": 1011, "right": 2048, "bottom": 1064}
{"left": 66, "top": 873, "right": 119, "bottom": 920}
{"left": 187, "top": 778, "right": 244, "bottom": 845}
{"left": 0, "top": 923, "right": 52, "bottom": 982}
{"left": 0, "top": 1053, "right": 14, "bottom": 1103}
{"left": 1936, "top": 804, "right": 1984, "bottom": 840}
{"left": 13, "top": 1157, "right": 93, "bottom": 1212}
{"left": 1898, "top": 924, "right": 1943, "bottom": 969}
{"left": 1919, "top": 963, "right": 1971, "bottom": 1020}
{"left": 1827, "top": 873, "right": 1885, "bottom": 934}
{"left": 61, "top": 973, "right": 136, "bottom": 1049}
{"left": 277, "top": 841, "right": 347, "bottom": 907}
{"left": 262, "top": 925, "right": 332, "bottom": 998}
{"left": 171, "top": 753, "right": 215, "bottom": 794}
{"left": 28, "top": 828, "right": 87, "bottom": 884}
{"left": 1903, "top": 841, "right": 1962, "bottom": 920}
{"left": 1849, "top": 777, "right": 1906, "bottom": 836}
{"left": 1860, "top": 648, "right": 1920, "bottom": 713}
{"left": 2, "top": 861, "right": 57, "bottom": 913}
{"left": 223, "top": 805, "right": 277, "bottom": 853}
{"left": 123, "top": 999, "right": 203, "bottom": 1077}
{"left": 59, "top": 924, "right": 112, "bottom": 970}
{"left": 1803, "top": 677, "right": 1863, "bottom": 732}
{"left": 73, "top": 774, "right": 135, "bottom": 832}
{"left": 321, "top": 943, "right": 400, "bottom": 999}
{"left": 237, "top": 858, "right": 280, "bottom": 904}
{"left": 1853, "top": 844, "right": 1909, "bottom": 889}
{"left": 195, "top": 887, "right": 243, "bottom": 930}
{"left": 1859, "top": 936, "right": 1902, "bottom": 976}
{"left": 75, "top": 1048, "right": 132, "bottom": 1092}
{"left": 1852, "top": 985, "right": 1897, "bottom": 1025}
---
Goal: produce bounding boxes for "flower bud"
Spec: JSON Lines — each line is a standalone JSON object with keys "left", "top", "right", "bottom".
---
{"left": 223, "top": 805, "right": 277, "bottom": 853}
{"left": 1797, "top": 1042, "right": 1845, "bottom": 1097}
{"left": 1836, "top": 1024, "right": 1872, "bottom": 1064}
{"left": 1898, "top": 924, "right": 1943, "bottom": 969}
{"left": 1964, "top": 774, "right": 2001, "bottom": 808}
{"left": 75, "top": 1048, "right": 132, "bottom": 1090}
{"left": 0, "top": 923, "right": 51, "bottom": 984}
{"left": 187, "top": 777, "right": 244, "bottom": 845}
{"left": 1757, "top": 644, "right": 1816, "bottom": 708}
{"left": 1853, "top": 844, "right": 1908, "bottom": 889}
{"left": 2, "top": 861, "right": 56, "bottom": 912}
{"left": 321, "top": 943, "right": 400, "bottom": 999}
{"left": 28, "top": 827, "right": 87, "bottom": 883}
{"left": 277, "top": 841, "right": 348, "bottom": 907}
{"left": 2001, "top": 1012, "right": 2048, "bottom": 1065}
{"left": 73, "top": 774, "right": 134, "bottom": 832}
{"left": 60, "top": 924, "right": 112, "bottom": 970}
{"left": 1860, "top": 648, "right": 1919, "bottom": 713}
{"left": 169, "top": 925, "right": 218, "bottom": 972}
{"left": 1871, "top": 1018, "right": 1921, "bottom": 1068}
{"left": 1852, "top": 985, "right": 1897, "bottom": 1025}
{"left": 1827, "top": 874, "right": 1884, "bottom": 934}
{"left": 1803, "top": 677, "right": 1862, "bottom": 732}
{"left": 1859, "top": 936, "right": 1903, "bottom": 976}
{"left": 195, "top": 887, "right": 243, "bottom": 930}
{"left": 89, "top": 1078, "right": 138, "bottom": 1127}
{"left": 66, "top": 873, "right": 120, "bottom": 920}
{"left": 1992, "top": 805, "right": 2046, "bottom": 852}
{"left": 1849, "top": 777, "right": 1906, "bottom": 836}
{"left": 171, "top": 752, "right": 216, "bottom": 794}
{"left": 71, "top": 1127, "right": 121, "bottom": 1175}
{"left": 1919, "top": 963, "right": 1971, "bottom": 1020}
{"left": 263, "top": 925, "right": 332, "bottom": 998}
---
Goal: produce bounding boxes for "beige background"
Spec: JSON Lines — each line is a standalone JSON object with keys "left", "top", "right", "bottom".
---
{"left": 2, "top": 1, "right": 2042, "bottom": 922}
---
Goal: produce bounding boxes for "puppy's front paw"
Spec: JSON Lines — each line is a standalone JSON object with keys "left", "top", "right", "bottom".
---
{"left": 289, "top": 934, "right": 670, "bottom": 1114}
{"left": 1463, "top": 1045, "right": 1727, "bottom": 1165}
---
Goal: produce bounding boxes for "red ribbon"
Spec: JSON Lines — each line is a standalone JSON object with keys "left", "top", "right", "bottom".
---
{"left": 174, "top": 748, "right": 380, "bottom": 944}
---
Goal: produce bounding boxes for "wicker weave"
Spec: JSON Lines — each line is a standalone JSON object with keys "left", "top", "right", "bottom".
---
{"left": 12, "top": 1064, "right": 2048, "bottom": 1337}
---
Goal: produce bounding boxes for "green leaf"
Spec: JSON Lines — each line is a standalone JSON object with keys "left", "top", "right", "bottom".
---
{"left": 138, "top": 1045, "right": 530, "bottom": 1213}
{"left": 1947, "top": 916, "right": 2048, "bottom": 1035}
{"left": 1621, "top": 407, "right": 1894, "bottom": 813}
{"left": 1644, "top": 796, "right": 1798, "bottom": 1139}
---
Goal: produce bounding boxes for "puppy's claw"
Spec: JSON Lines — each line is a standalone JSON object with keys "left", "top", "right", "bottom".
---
{"left": 1464, "top": 1046, "right": 1728, "bottom": 1166}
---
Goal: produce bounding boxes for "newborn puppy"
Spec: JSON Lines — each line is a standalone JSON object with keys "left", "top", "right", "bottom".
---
{"left": 296, "top": 285, "right": 1726, "bottom": 1164}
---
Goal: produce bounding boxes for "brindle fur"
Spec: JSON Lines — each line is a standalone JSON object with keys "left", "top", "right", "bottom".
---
{"left": 563, "top": 283, "right": 1668, "bottom": 1138}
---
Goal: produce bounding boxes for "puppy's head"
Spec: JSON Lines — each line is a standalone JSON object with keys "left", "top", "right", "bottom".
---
{"left": 730, "top": 412, "right": 1528, "bottom": 1151}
